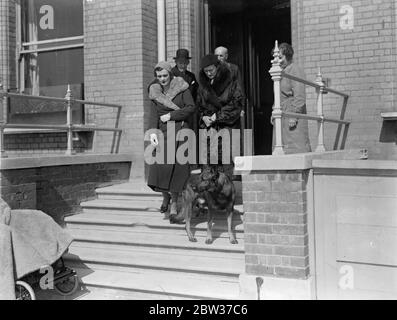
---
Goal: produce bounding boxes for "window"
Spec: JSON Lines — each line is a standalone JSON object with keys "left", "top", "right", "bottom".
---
{"left": 12, "top": 0, "right": 84, "bottom": 124}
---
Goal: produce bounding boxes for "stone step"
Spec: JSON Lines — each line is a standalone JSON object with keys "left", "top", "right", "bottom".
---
{"left": 96, "top": 181, "right": 242, "bottom": 204}
{"left": 80, "top": 199, "right": 244, "bottom": 215}
{"left": 65, "top": 211, "right": 244, "bottom": 238}
{"left": 69, "top": 227, "right": 245, "bottom": 253}
{"left": 96, "top": 182, "right": 160, "bottom": 199}
{"left": 65, "top": 262, "right": 240, "bottom": 300}
{"left": 80, "top": 199, "right": 164, "bottom": 212}
{"left": 68, "top": 222, "right": 243, "bottom": 241}
{"left": 96, "top": 181, "right": 156, "bottom": 194}
{"left": 65, "top": 241, "right": 245, "bottom": 277}
{"left": 34, "top": 280, "right": 189, "bottom": 300}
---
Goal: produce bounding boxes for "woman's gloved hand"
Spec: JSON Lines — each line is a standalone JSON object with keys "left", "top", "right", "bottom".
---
{"left": 150, "top": 133, "right": 159, "bottom": 147}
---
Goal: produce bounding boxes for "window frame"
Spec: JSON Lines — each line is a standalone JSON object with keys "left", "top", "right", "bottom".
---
{"left": 16, "top": 1, "right": 84, "bottom": 93}
{"left": 13, "top": 0, "right": 85, "bottom": 124}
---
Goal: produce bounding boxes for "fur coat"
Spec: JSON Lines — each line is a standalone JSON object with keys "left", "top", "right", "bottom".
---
{"left": 197, "top": 63, "right": 243, "bottom": 130}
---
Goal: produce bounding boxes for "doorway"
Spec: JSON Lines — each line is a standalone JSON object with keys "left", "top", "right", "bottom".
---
{"left": 206, "top": 0, "right": 291, "bottom": 155}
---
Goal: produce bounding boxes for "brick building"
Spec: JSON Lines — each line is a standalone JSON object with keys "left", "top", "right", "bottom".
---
{"left": 1, "top": 0, "right": 396, "bottom": 164}
{"left": 1, "top": 0, "right": 396, "bottom": 299}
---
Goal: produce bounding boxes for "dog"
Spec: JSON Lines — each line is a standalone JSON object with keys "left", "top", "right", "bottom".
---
{"left": 170, "top": 165, "right": 238, "bottom": 245}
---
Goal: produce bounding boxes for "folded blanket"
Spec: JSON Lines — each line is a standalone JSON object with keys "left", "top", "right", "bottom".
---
{"left": 0, "top": 198, "right": 73, "bottom": 300}
{"left": 0, "top": 224, "right": 14, "bottom": 300}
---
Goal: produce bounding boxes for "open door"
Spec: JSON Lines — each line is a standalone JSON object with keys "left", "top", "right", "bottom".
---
{"left": 207, "top": 0, "right": 291, "bottom": 155}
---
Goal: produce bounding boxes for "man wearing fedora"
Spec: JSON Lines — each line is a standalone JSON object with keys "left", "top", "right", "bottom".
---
{"left": 171, "top": 49, "right": 199, "bottom": 102}
{"left": 172, "top": 49, "right": 199, "bottom": 166}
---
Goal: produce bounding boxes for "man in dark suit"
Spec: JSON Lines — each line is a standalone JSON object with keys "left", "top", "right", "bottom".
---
{"left": 214, "top": 46, "right": 244, "bottom": 95}
{"left": 172, "top": 49, "right": 199, "bottom": 166}
{"left": 171, "top": 49, "right": 199, "bottom": 101}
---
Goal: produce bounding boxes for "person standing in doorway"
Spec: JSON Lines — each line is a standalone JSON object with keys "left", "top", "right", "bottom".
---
{"left": 214, "top": 46, "right": 244, "bottom": 95}
{"left": 171, "top": 49, "right": 199, "bottom": 165}
{"left": 171, "top": 49, "right": 199, "bottom": 101}
{"left": 272, "top": 42, "right": 311, "bottom": 154}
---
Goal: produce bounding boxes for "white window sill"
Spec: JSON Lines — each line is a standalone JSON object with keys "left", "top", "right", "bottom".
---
{"left": 381, "top": 112, "right": 397, "bottom": 121}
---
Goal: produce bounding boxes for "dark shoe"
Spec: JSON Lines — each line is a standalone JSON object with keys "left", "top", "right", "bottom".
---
{"left": 160, "top": 204, "right": 169, "bottom": 213}
{"left": 160, "top": 195, "right": 171, "bottom": 213}
{"left": 169, "top": 214, "right": 185, "bottom": 225}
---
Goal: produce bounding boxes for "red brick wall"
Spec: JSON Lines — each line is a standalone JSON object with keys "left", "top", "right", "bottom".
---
{"left": 0, "top": 161, "right": 131, "bottom": 225}
{"left": 165, "top": 0, "right": 199, "bottom": 73}
{"left": 84, "top": 0, "right": 157, "bottom": 179}
{"left": 242, "top": 170, "right": 310, "bottom": 279}
{"left": 291, "top": 0, "right": 397, "bottom": 160}
{"left": 3, "top": 132, "right": 90, "bottom": 157}
{"left": 0, "top": 0, "right": 8, "bottom": 89}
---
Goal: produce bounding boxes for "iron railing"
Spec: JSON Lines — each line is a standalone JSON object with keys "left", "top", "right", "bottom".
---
{"left": 0, "top": 84, "right": 122, "bottom": 157}
{"left": 269, "top": 41, "right": 350, "bottom": 155}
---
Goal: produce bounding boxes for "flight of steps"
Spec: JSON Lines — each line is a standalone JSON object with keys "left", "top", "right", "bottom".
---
{"left": 63, "top": 181, "right": 245, "bottom": 300}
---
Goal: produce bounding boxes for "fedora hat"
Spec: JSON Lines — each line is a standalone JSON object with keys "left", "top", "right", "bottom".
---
{"left": 174, "top": 49, "right": 192, "bottom": 60}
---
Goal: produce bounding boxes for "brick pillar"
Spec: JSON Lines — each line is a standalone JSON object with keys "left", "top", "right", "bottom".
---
{"left": 84, "top": 0, "right": 157, "bottom": 179}
{"left": 243, "top": 171, "right": 309, "bottom": 279}
{"left": 165, "top": 0, "right": 199, "bottom": 73}
{"left": 0, "top": 0, "right": 10, "bottom": 89}
{"left": 237, "top": 164, "right": 315, "bottom": 299}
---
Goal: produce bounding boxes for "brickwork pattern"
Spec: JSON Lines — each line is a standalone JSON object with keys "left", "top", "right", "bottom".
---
{"left": 242, "top": 170, "right": 310, "bottom": 279}
{"left": 0, "top": 0, "right": 9, "bottom": 91}
{"left": 0, "top": 162, "right": 131, "bottom": 225}
{"left": 0, "top": 0, "right": 16, "bottom": 93}
{"left": 292, "top": 0, "right": 397, "bottom": 160}
{"left": 3, "top": 132, "right": 88, "bottom": 157}
{"left": 84, "top": 0, "right": 157, "bottom": 178}
{"left": 165, "top": 0, "right": 200, "bottom": 74}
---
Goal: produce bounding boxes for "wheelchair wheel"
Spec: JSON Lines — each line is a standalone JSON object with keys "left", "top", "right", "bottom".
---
{"left": 54, "top": 274, "right": 79, "bottom": 296}
{"left": 15, "top": 280, "right": 36, "bottom": 300}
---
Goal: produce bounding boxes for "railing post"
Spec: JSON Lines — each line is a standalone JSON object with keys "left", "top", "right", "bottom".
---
{"left": 315, "top": 67, "right": 326, "bottom": 152}
{"left": 269, "top": 40, "right": 285, "bottom": 155}
{"left": 65, "top": 84, "right": 74, "bottom": 155}
{"left": 0, "top": 82, "right": 8, "bottom": 158}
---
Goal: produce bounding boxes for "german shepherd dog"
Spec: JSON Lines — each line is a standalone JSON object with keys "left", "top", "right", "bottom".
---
{"left": 170, "top": 165, "right": 238, "bottom": 244}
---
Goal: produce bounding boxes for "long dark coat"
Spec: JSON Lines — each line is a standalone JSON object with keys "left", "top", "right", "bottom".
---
{"left": 147, "top": 82, "right": 196, "bottom": 193}
{"left": 171, "top": 66, "right": 199, "bottom": 164}
{"left": 273, "top": 62, "right": 311, "bottom": 154}
{"left": 171, "top": 66, "right": 198, "bottom": 101}
{"left": 197, "top": 63, "right": 244, "bottom": 176}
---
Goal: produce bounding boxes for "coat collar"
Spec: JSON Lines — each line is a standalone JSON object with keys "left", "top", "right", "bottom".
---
{"left": 167, "top": 76, "right": 189, "bottom": 95}
{"left": 199, "top": 63, "right": 233, "bottom": 96}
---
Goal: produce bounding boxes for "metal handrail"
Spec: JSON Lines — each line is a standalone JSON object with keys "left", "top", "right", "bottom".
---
{"left": 3, "top": 92, "right": 123, "bottom": 109}
{"left": 1, "top": 123, "right": 123, "bottom": 132}
{"left": 282, "top": 72, "right": 349, "bottom": 98}
{"left": 282, "top": 112, "right": 350, "bottom": 125}
{"left": 22, "top": 35, "right": 84, "bottom": 47}
{"left": 0, "top": 85, "right": 123, "bottom": 157}
{"left": 269, "top": 40, "right": 351, "bottom": 154}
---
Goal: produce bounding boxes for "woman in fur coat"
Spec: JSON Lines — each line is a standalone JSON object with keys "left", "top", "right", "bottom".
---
{"left": 197, "top": 54, "right": 244, "bottom": 178}
{"left": 147, "top": 61, "right": 196, "bottom": 221}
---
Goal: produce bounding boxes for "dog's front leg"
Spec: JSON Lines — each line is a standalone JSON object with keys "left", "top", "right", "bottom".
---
{"left": 227, "top": 207, "right": 238, "bottom": 244}
{"left": 205, "top": 209, "right": 214, "bottom": 244}
{"left": 184, "top": 197, "right": 197, "bottom": 242}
